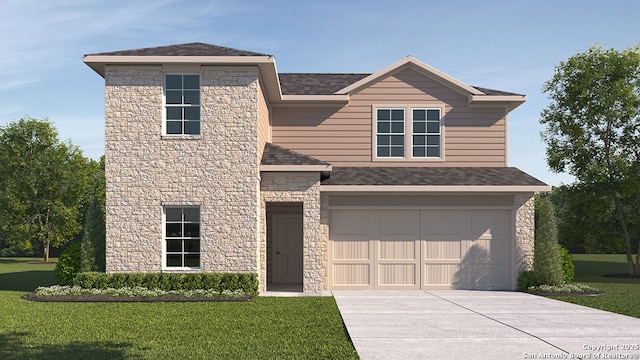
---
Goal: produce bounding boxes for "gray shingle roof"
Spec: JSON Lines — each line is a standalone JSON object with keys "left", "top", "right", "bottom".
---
{"left": 321, "top": 167, "right": 547, "bottom": 186}
{"left": 86, "top": 42, "right": 271, "bottom": 57}
{"left": 279, "top": 73, "right": 369, "bottom": 95}
{"left": 261, "top": 143, "right": 330, "bottom": 166}
{"left": 472, "top": 86, "right": 524, "bottom": 97}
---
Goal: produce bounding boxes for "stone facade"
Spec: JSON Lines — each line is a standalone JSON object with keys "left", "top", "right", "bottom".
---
{"left": 104, "top": 65, "right": 261, "bottom": 273}
{"left": 259, "top": 172, "right": 325, "bottom": 293}
{"left": 514, "top": 193, "right": 535, "bottom": 273}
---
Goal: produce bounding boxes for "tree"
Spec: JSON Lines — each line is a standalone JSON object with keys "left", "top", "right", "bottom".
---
{"left": 534, "top": 196, "right": 564, "bottom": 285}
{"left": 0, "top": 117, "right": 92, "bottom": 262}
{"left": 540, "top": 44, "right": 640, "bottom": 274}
{"left": 81, "top": 156, "right": 106, "bottom": 272}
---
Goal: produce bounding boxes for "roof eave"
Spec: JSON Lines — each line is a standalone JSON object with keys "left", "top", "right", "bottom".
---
{"left": 469, "top": 95, "right": 527, "bottom": 112}
{"left": 320, "top": 185, "right": 550, "bottom": 193}
{"left": 273, "top": 95, "right": 349, "bottom": 107}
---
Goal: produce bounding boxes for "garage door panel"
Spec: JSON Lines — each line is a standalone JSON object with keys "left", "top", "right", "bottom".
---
{"left": 452, "top": 264, "right": 509, "bottom": 290}
{"left": 423, "top": 211, "right": 471, "bottom": 238}
{"left": 424, "top": 240, "right": 461, "bottom": 260}
{"left": 379, "top": 240, "right": 417, "bottom": 260}
{"left": 424, "top": 264, "right": 460, "bottom": 287}
{"left": 471, "top": 211, "right": 509, "bottom": 238}
{"left": 333, "top": 239, "right": 370, "bottom": 260}
{"left": 330, "top": 211, "right": 370, "bottom": 238}
{"left": 378, "top": 264, "right": 416, "bottom": 286}
{"left": 377, "top": 211, "right": 420, "bottom": 238}
{"left": 333, "top": 263, "right": 370, "bottom": 287}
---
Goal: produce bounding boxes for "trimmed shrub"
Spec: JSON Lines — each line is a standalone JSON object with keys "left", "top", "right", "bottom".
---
{"left": 517, "top": 270, "right": 541, "bottom": 291}
{"left": 73, "top": 272, "right": 259, "bottom": 296}
{"left": 559, "top": 245, "right": 575, "bottom": 283}
{"left": 533, "top": 197, "right": 564, "bottom": 286}
{"left": 81, "top": 193, "right": 106, "bottom": 272}
{"left": 55, "top": 242, "right": 82, "bottom": 285}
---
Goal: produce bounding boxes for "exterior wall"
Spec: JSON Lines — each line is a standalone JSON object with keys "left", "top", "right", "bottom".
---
{"left": 104, "top": 65, "right": 261, "bottom": 273}
{"left": 257, "top": 81, "right": 270, "bottom": 162}
{"left": 271, "top": 67, "right": 508, "bottom": 167}
{"left": 329, "top": 194, "right": 514, "bottom": 207}
{"left": 260, "top": 172, "right": 326, "bottom": 293}
{"left": 514, "top": 193, "right": 535, "bottom": 273}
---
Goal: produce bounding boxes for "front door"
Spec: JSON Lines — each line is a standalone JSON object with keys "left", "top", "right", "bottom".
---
{"left": 272, "top": 215, "right": 303, "bottom": 283}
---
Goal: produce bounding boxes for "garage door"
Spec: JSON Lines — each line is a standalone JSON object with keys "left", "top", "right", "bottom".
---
{"left": 329, "top": 209, "right": 511, "bottom": 290}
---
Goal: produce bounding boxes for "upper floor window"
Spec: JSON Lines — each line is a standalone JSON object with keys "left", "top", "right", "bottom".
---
{"left": 164, "top": 206, "right": 200, "bottom": 269}
{"left": 412, "top": 109, "right": 441, "bottom": 158}
{"left": 376, "top": 109, "right": 405, "bottom": 157}
{"left": 374, "top": 106, "right": 442, "bottom": 160}
{"left": 165, "top": 74, "right": 200, "bottom": 135}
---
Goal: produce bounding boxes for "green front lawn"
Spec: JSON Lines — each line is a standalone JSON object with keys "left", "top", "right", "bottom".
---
{"left": 549, "top": 254, "right": 640, "bottom": 318}
{"left": 0, "top": 258, "right": 358, "bottom": 360}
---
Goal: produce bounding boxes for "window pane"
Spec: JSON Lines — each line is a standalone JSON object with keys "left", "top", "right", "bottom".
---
{"left": 166, "top": 121, "right": 182, "bottom": 134}
{"left": 413, "top": 109, "right": 426, "bottom": 121}
{"left": 377, "top": 135, "right": 389, "bottom": 145}
{"left": 427, "top": 147, "right": 440, "bottom": 157}
{"left": 166, "top": 91, "right": 182, "bottom": 104}
{"left": 427, "top": 109, "right": 440, "bottom": 121}
{"left": 166, "top": 208, "right": 182, "bottom": 221}
{"left": 184, "top": 239, "right": 200, "bottom": 252}
{"left": 183, "top": 91, "right": 200, "bottom": 105}
{"left": 166, "top": 107, "right": 182, "bottom": 120}
{"left": 184, "top": 107, "right": 200, "bottom": 120}
{"left": 391, "top": 122, "right": 404, "bottom": 133}
{"left": 166, "top": 223, "right": 182, "bottom": 237}
{"left": 413, "top": 147, "right": 426, "bottom": 157}
{"left": 183, "top": 75, "right": 199, "bottom": 89}
{"left": 391, "top": 109, "right": 404, "bottom": 121}
{"left": 166, "top": 254, "right": 182, "bottom": 267}
{"left": 390, "top": 146, "right": 404, "bottom": 157}
{"left": 183, "top": 207, "right": 200, "bottom": 222}
{"left": 166, "top": 75, "right": 182, "bottom": 90}
{"left": 184, "top": 223, "right": 200, "bottom": 237}
{"left": 377, "top": 146, "right": 389, "bottom": 157}
{"left": 184, "top": 121, "right": 200, "bottom": 135}
{"left": 390, "top": 135, "right": 404, "bottom": 145}
{"left": 166, "top": 239, "right": 182, "bottom": 252}
{"left": 427, "top": 122, "right": 440, "bottom": 134}
{"left": 427, "top": 135, "right": 440, "bottom": 145}
{"left": 184, "top": 254, "right": 200, "bottom": 267}
{"left": 377, "top": 109, "right": 390, "bottom": 121}
{"left": 413, "top": 135, "right": 426, "bottom": 146}
{"left": 413, "top": 121, "right": 426, "bottom": 134}
{"left": 377, "top": 121, "right": 390, "bottom": 134}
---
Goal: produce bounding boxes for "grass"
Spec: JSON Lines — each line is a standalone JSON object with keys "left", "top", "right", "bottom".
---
{"left": 548, "top": 254, "right": 640, "bottom": 318}
{"left": 0, "top": 258, "right": 358, "bottom": 360}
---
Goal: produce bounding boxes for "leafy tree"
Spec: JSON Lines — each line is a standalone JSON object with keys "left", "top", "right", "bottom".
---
{"left": 0, "top": 117, "right": 92, "bottom": 262}
{"left": 540, "top": 44, "right": 640, "bottom": 274}
{"left": 81, "top": 156, "right": 106, "bottom": 272}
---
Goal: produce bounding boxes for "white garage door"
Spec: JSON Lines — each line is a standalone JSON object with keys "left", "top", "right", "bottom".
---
{"left": 329, "top": 209, "right": 511, "bottom": 290}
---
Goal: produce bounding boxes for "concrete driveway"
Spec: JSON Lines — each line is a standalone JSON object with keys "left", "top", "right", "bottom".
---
{"left": 333, "top": 290, "right": 640, "bottom": 360}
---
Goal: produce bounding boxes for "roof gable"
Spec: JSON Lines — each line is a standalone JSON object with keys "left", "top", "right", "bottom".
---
{"left": 261, "top": 143, "right": 330, "bottom": 166}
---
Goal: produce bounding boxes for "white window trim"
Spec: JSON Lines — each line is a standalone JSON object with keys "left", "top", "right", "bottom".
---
{"left": 162, "top": 73, "right": 201, "bottom": 137}
{"left": 372, "top": 105, "right": 445, "bottom": 162}
{"left": 162, "top": 205, "right": 202, "bottom": 271}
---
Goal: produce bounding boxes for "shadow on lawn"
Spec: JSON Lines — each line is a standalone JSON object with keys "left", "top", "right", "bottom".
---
{"left": 573, "top": 259, "right": 640, "bottom": 284}
{"left": 0, "top": 270, "right": 57, "bottom": 292}
{"left": 0, "top": 332, "right": 133, "bottom": 360}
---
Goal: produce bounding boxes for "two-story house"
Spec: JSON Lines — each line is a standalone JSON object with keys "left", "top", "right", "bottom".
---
{"left": 84, "top": 43, "right": 548, "bottom": 293}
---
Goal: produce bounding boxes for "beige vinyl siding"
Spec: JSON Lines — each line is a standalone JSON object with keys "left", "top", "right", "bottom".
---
{"left": 271, "top": 68, "right": 508, "bottom": 167}
{"left": 257, "top": 81, "right": 270, "bottom": 161}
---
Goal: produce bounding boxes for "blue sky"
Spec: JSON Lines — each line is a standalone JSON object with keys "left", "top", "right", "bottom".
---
{"left": 2, "top": 0, "right": 639, "bottom": 186}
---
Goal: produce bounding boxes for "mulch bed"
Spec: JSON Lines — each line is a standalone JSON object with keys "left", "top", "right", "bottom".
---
{"left": 22, "top": 293, "right": 253, "bottom": 302}
{"left": 529, "top": 291, "right": 606, "bottom": 297}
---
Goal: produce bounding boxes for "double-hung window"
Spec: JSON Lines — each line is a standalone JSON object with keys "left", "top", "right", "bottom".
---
{"left": 376, "top": 109, "right": 405, "bottom": 157}
{"left": 375, "top": 106, "right": 442, "bottom": 159}
{"left": 164, "top": 206, "right": 200, "bottom": 268}
{"left": 165, "top": 74, "right": 200, "bottom": 135}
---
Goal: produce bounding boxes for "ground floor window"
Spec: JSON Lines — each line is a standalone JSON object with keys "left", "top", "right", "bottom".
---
{"left": 164, "top": 206, "right": 200, "bottom": 268}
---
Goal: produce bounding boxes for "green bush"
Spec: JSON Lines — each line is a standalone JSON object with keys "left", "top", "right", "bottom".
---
{"left": 55, "top": 242, "right": 82, "bottom": 285}
{"left": 534, "top": 196, "right": 564, "bottom": 286}
{"left": 73, "top": 272, "right": 259, "bottom": 295}
{"left": 559, "top": 245, "right": 575, "bottom": 283}
{"left": 517, "top": 270, "right": 541, "bottom": 291}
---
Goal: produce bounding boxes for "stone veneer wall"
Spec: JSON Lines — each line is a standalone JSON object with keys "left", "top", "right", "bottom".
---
{"left": 514, "top": 193, "right": 535, "bottom": 274}
{"left": 259, "top": 172, "right": 326, "bottom": 293}
{"left": 104, "top": 65, "right": 260, "bottom": 273}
